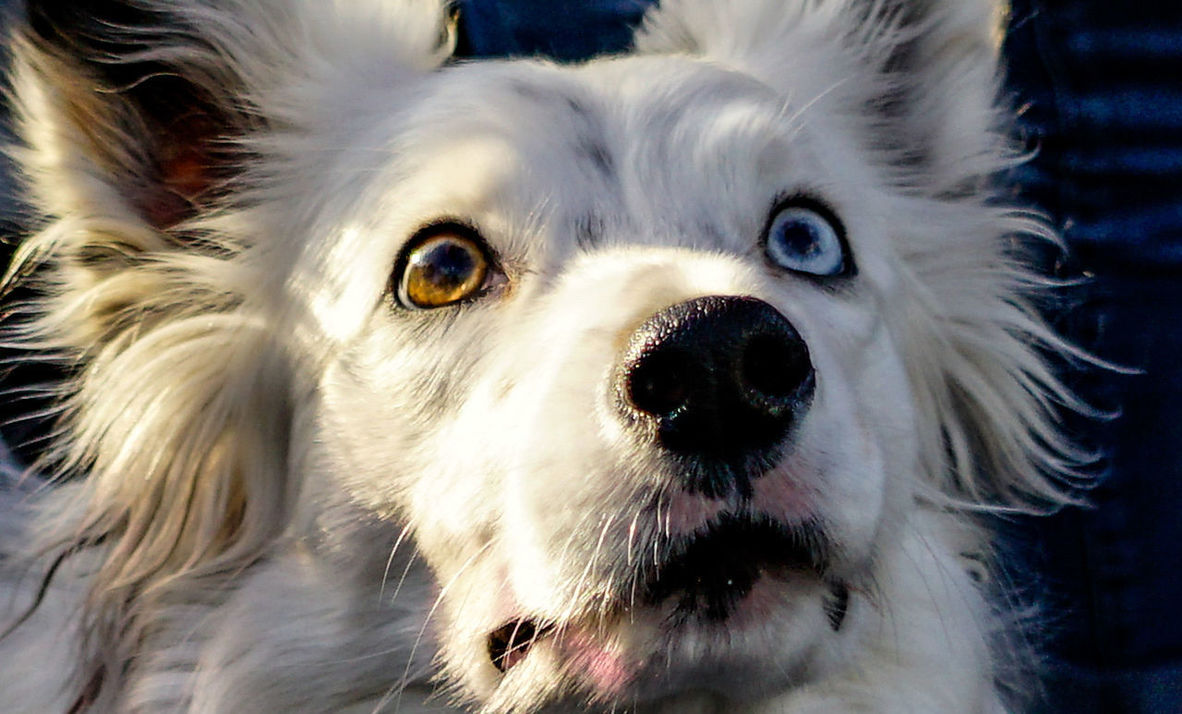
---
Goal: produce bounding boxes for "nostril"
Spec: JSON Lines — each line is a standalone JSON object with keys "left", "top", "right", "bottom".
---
{"left": 740, "top": 333, "right": 812, "bottom": 403}
{"left": 626, "top": 347, "right": 698, "bottom": 419}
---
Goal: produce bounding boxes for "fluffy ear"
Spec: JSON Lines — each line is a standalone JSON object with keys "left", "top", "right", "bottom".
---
{"left": 11, "top": 1, "right": 452, "bottom": 319}
{"left": 17, "top": 3, "right": 248, "bottom": 233}
{"left": 5, "top": 2, "right": 453, "bottom": 707}
{"left": 635, "top": 0, "right": 1010, "bottom": 196}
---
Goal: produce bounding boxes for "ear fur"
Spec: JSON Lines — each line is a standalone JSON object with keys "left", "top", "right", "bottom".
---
{"left": 636, "top": 0, "right": 1011, "bottom": 195}
{"left": 5, "top": 1, "right": 454, "bottom": 708}
{"left": 20, "top": 3, "right": 248, "bottom": 231}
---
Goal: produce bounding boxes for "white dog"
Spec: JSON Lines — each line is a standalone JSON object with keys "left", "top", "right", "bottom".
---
{"left": 0, "top": 1, "right": 1084, "bottom": 712}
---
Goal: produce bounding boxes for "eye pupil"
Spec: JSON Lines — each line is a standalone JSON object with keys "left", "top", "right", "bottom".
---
{"left": 415, "top": 241, "right": 477, "bottom": 286}
{"left": 779, "top": 221, "right": 822, "bottom": 258}
{"left": 401, "top": 233, "right": 490, "bottom": 308}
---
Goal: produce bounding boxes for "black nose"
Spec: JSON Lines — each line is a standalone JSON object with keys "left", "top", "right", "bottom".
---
{"left": 619, "top": 296, "right": 814, "bottom": 498}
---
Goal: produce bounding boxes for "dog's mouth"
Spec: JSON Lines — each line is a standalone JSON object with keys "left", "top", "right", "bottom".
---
{"left": 487, "top": 515, "right": 847, "bottom": 675}
{"left": 640, "top": 515, "right": 832, "bottom": 623}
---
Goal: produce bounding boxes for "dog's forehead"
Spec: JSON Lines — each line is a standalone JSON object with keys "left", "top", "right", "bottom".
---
{"left": 418, "top": 55, "right": 791, "bottom": 148}
{"left": 384, "top": 57, "right": 822, "bottom": 247}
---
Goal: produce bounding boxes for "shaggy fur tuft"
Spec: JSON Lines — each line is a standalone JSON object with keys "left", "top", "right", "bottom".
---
{"left": 1, "top": 1, "right": 1082, "bottom": 712}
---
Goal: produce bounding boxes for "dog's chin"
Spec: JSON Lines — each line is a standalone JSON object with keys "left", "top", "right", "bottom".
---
{"left": 483, "top": 517, "right": 849, "bottom": 706}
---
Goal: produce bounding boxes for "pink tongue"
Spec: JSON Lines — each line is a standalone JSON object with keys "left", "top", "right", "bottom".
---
{"left": 559, "top": 627, "right": 634, "bottom": 696}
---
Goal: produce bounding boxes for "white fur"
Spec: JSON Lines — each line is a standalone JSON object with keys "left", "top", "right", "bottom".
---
{"left": 0, "top": 1, "right": 1081, "bottom": 712}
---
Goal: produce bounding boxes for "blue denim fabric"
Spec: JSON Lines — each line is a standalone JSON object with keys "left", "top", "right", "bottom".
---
{"left": 1005, "top": 1, "right": 1182, "bottom": 267}
{"left": 1003, "top": 2, "right": 1182, "bottom": 712}
{"left": 455, "top": 0, "right": 652, "bottom": 60}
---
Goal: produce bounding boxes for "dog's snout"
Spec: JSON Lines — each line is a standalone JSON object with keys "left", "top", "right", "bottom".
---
{"left": 619, "top": 296, "right": 814, "bottom": 496}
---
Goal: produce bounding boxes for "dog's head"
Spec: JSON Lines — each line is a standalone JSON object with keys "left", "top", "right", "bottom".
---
{"left": 10, "top": 0, "right": 1079, "bottom": 711}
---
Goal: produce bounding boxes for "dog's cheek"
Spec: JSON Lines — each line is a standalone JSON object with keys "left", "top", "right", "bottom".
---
{"left": 307, "top": 316, "right": 496, "bottom": 508}
{"left": 459, "top": 305, "right": 640, "bottom": 605}
{"left": 802, "top": 318, "right": 921, "bottom": 566}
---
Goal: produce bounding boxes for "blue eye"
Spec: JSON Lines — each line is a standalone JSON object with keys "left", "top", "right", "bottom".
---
{"left": 763, "top": 200, "right": 850, "bottom": 277}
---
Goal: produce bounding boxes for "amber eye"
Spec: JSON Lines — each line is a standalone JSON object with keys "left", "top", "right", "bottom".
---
{"left": 396, "top": 225, "right": 497, "bottom": 309}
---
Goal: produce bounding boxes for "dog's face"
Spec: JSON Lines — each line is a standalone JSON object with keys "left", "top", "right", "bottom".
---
{"left": 12, "top": 1, "right": 1071, "bottom": 712}
{"left": 303, "top": 55, "right": 919, "bottom": 707}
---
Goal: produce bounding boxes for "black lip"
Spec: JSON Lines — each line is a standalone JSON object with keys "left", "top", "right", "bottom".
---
{"left": 488, "top": 619, "right": 551, "bottom": 673}
{"left": 640, "top": 514, "right": 830, "bottom": 623}
{"left": 824, "top": 582, "right": 850, "bottom": 631}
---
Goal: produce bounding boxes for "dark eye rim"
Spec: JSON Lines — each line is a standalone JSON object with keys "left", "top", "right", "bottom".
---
{"left": 390, "top": 219, "right": 505, "bottom": 310}
{"left": 759, "top": 194, "right": 856, "bottom": 279}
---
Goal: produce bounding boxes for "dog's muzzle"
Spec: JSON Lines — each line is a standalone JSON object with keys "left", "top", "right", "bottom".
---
{"left": 617, "top": 296, "right": 814, "bottom": 498}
